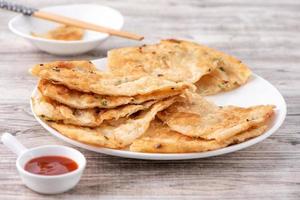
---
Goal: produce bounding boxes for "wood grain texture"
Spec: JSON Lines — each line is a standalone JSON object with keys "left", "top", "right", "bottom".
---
{"left": 0, "top": 0, "right": 299, "bottom": 199}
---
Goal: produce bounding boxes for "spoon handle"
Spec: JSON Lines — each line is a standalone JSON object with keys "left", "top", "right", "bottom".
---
{"left": 0, "top": 0, "right": 37, "bottom": 15}
{"left": 1, "top": 132, "right": 28, "bottom": 156}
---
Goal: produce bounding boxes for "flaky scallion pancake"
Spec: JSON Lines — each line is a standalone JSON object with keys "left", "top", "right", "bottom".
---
{"left": 129, "top": 120, "right": 267, "bottom": 153}
{"left": 107, "top": 39, "right": 219, "bottom": 83}
{"left": 38, "top": 79, "right": 187, "bottom": 109}
{"left": 195, "top": 51, "right": 251, "bottom": 95}
{"left": 223, "top": 124, "right": 268, "bottom": 146}
{"left": 49, "top": 97, "right": 179, "bottom": 148}
{"left": 130, "top": 120, "right": 225, "bottom": 153}
{"left": 157, "top": 92, "right": 274, "bottom": 142}
{"left": 107, "top": 39, "right": 251, "bottom": 95}
{"left": 32, "top": 92, "right": 157, "bottom": 127}
{"left": 30, "top": 60, "right": 96, "bottom": 75}
{"left": 30, "top": 61, "right": 193, "bottom": 96}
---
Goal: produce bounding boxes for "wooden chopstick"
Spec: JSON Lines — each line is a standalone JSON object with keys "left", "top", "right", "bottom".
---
{"left": 33, "top": 11, "right": 144, "bottom": 41}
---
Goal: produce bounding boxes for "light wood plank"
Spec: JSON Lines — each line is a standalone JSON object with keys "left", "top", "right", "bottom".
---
{"left": 0, "top": 0, "right": 299, "bottom": 199}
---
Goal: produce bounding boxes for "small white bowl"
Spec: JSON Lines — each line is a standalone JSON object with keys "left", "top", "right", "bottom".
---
{"left": 1, "top": 133, "right": 86, "bottom": 194}
{"left": 17, "top": 145, "right": 86, "bottom": 194}
{"left": 8, "top": 4, "right": 124, "bottom": 55}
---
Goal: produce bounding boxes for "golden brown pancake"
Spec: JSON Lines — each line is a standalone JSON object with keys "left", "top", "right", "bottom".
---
{"left": 157, "top": 92, "right": 274, "bottom": 141}
{"left": 32, "top": 92, "right": 157, "bottom": 127}
{"left": 49, "top": 97, "right": 179, "bottom": 148}
{"left": 38, "top": 79, "right": 187, "bottom": 109}
{"left": 195, "top": 51, "right": 251, "bottom": 95}
{"left": 130, "top": 119, "right": 268, "bottom": 153}
{"left": 107, "top": 39, "right": 251, "bottom": 95}
{"left": 108, "top": 39, "right": 219, "bottom": 83}
{"left": 30, "top": 61, "right": 193, "bottom": 96}
{"left": 30, "top": 60, "right": 96, "bottom": 75}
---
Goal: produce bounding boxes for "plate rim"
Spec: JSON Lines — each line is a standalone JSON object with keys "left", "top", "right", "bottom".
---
{"left": 30, "top": 59, "right": 287, "bottom": 160}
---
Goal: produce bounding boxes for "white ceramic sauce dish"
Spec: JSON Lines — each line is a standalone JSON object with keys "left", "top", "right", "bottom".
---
{"left": 8, "top": 4, "right": 124, "bottom": 55}
{"left": 1, "top": 132, "right": 86, "bottom": 194}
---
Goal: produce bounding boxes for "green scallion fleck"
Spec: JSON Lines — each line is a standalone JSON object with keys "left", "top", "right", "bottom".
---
{"left": 218, "top": 84, "right": 224, "bottom": 88}
{"left": 101, "top": 100, "right": 108, "bottom": 106}
{"left": 116, "top": 80, "right": 122, "bottom": 85}
{"left": 52, "top": 67, "right": 60, "bottom": 72}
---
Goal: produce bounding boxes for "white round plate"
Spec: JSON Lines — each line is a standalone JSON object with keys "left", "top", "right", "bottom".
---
{"left": 30, "top": 58, "right": 287, "bottom": 160}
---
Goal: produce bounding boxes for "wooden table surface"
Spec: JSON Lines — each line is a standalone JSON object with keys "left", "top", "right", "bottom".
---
{"left": 0, "top": 0, "right": 299, "bottom": 199}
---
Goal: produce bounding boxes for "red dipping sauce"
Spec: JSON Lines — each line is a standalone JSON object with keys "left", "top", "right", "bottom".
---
{"left": 24, "top": 156, "right": 78, "bottom": 176}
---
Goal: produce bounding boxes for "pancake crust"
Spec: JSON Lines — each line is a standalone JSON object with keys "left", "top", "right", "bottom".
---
{"left": 157, "top": 92, "right": 274, "bottom": 141}
{"left": 30, "top": 61, "right": 193, "bottom": 96}
{"left": 38, "top": 79, "right": 186, "bottom": 109}
{"left": 108, "top": 39, "right": 251, "bottom": 95}
{"left": 32, "top": 92, "right": 156, "bottom": 127}
{"left": 48, "top": 97, "right": 179, "bottom": 148}
{"left": 130, "top": 120, "right": 268, "bottom": 153}
{"left": 108, "top": 39, "right": 220, "bottom": 83}
{"left": 30, "top": 60, "right": 96, "bottom": 75}
{"left": 195, "top": 51, "right": 251, "bottom": 95}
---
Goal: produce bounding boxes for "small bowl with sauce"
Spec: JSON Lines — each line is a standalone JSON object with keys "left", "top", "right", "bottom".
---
{"left": 8, "top": 4, "right": 124, "bottom": 55}
{"left": 1, "top": 132, "right": 86, "bottom": 194}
